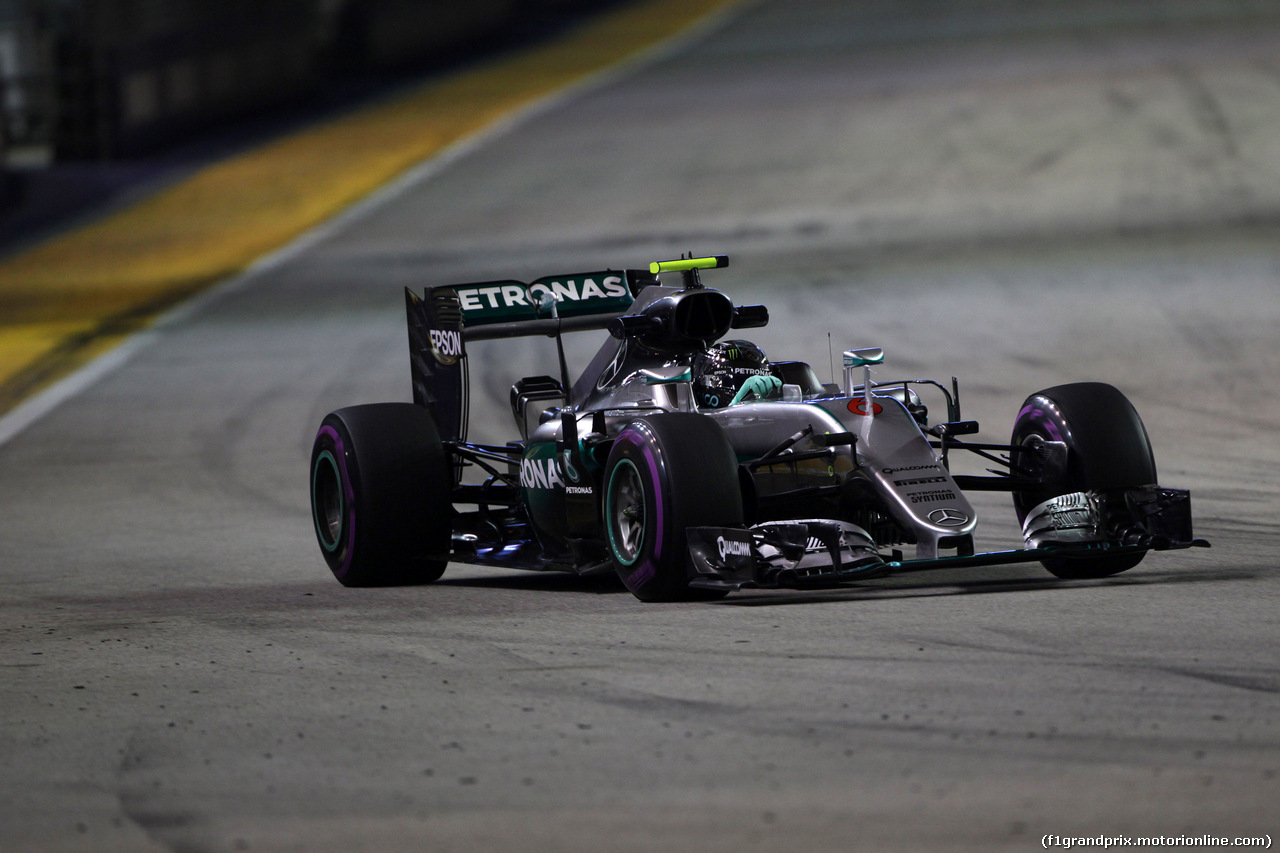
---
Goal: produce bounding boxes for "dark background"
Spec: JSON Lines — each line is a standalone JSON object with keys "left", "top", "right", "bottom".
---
{"left": 0, "top": 0, "right": 619, "bottom": 248}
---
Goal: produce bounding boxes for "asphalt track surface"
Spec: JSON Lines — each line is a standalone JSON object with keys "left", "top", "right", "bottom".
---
{"left": 3, "top": 1, "right": 1279, "bottom": 851}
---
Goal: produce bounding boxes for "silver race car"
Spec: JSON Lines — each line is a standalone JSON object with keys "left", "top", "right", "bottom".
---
{"left": 309, "top": 255, "right": 1207, "bottom": 601}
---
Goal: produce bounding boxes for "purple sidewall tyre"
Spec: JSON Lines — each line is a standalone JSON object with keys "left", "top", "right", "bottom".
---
{"left": 602, "top": 414, "right": 742, "bottom": 602}
{"left": 1010, "top": 382, "right": 1156, "bottom": 579}
{"left": 309, "top": 403, "right": 450, "bottom": 587}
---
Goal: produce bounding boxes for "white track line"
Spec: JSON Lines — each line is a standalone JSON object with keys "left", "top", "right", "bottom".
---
{"left": 0, "top": 1, "right": 755, "bottom": 450}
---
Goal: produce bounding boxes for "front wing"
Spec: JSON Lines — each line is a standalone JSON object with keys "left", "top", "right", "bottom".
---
{"left": 684, "top": 487, "right": 1208, "bottom": 592}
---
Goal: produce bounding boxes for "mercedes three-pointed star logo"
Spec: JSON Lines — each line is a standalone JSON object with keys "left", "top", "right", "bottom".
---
{"left": 928, "top": 508, "right": 970, "bottom": 527}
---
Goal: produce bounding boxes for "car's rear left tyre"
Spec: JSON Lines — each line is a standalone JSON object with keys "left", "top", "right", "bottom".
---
{"left": 1011, "top": 382, "right": 1156, "bottom": 579}
{"left": 310, "top": 403, "right": 451, "bottom": 587}
{"left": 603, "top": 414, "right": 742, "bottom": 602}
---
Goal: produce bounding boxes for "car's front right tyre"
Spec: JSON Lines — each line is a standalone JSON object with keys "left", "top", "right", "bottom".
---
{"left": 603, "top": 414, "right": 742, "bottom": 602}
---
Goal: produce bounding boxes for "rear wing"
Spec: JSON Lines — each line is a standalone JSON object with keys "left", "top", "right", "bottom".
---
{"left": 406, "top": 268, "right": 656, "bottom": 442}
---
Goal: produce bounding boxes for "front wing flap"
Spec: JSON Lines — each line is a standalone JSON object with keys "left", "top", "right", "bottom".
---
{"left": 1022, "top": 486, "right": 1206, "bottom": 552}
{"left": 687, "top": 520, "right": 891, "bottom": 591}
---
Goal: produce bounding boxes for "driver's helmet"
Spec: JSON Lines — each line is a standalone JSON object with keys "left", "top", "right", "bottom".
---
{"left": 692, "top": 339, "right": 780, "bottom": 409}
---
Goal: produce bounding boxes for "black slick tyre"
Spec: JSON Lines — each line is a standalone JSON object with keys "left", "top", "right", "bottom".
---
{"left": 1011, "top": 382, "right": 1156, "bottom": 579}
{"left": 310, "top": 403, "right": 451, "bottom": 586}
{"left": 603, "top": 414, "right": 743, "bottom": 602}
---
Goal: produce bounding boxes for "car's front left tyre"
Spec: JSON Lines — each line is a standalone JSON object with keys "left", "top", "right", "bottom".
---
{"left": 1011, "top": 382, "right": 1156, "bottom": 579}
{"left": 310, "top": 403, "right": 451, "bottom": 587}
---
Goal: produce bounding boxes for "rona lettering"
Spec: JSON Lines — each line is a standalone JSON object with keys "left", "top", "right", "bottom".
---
{"left": 520, "top": 457, "right": 564, "bottom": 490}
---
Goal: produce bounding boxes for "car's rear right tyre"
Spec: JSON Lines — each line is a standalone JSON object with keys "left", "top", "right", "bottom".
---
{"left": 310, "top": 403, "right": 451, "bottom": 587}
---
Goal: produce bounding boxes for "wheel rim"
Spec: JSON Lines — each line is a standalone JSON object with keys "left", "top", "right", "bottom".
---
{"left": 606, "top": 458, "right": 645, "bottom": 566}
{"left": 1012, "top": 431, "right": 1048, "bottom": 518}
{"left": 312, "top": 450, "right": 344, "bottom": 553}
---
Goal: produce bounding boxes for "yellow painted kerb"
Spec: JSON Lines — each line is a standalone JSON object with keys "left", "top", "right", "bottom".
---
{"left": 0, "top": 0, "right": 748, "bottom": 414}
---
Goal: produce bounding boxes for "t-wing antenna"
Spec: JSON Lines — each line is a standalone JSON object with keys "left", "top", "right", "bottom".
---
{"left": 650, "top": 255, "right": 729, "bottom": 289}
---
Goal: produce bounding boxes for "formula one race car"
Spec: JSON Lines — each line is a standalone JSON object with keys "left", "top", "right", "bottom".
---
{"left": 309, "top": 255, "right": 1207, "bottom": 601}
